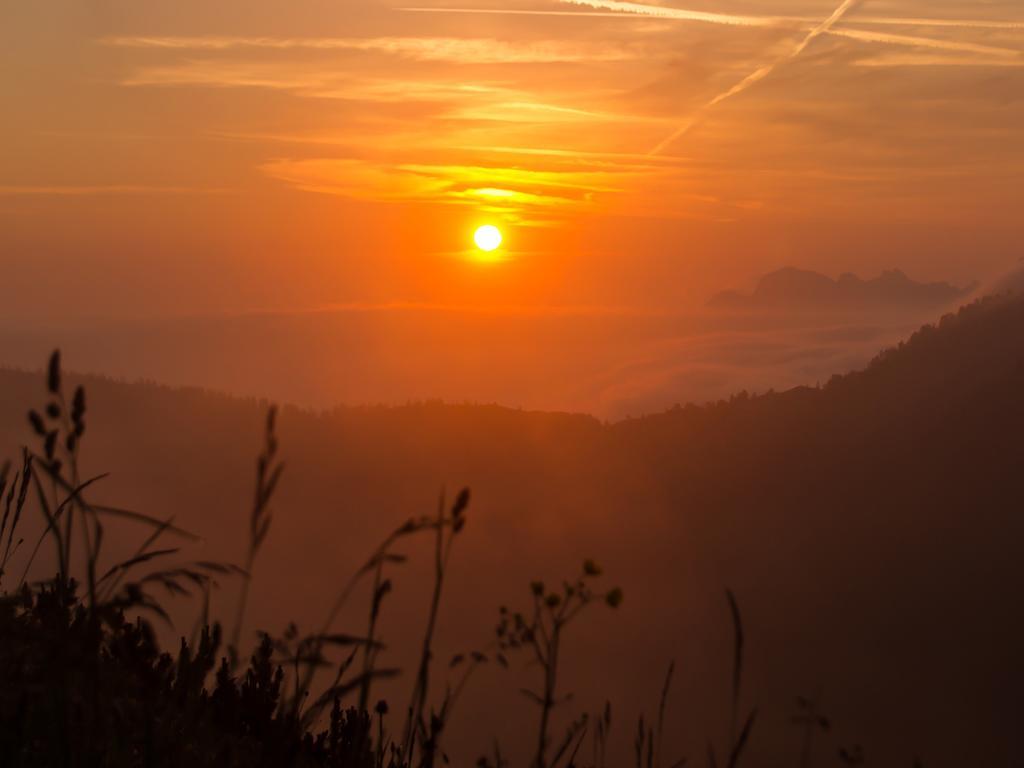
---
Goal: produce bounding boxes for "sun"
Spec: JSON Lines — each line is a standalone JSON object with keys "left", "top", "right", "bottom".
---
{"left": 473, "top": 224, "right": 502, "bottom": 252}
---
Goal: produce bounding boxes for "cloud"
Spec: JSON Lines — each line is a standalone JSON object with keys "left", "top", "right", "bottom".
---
{"left": 853, "top": 53, "right": 1024, "bottom": 67}
{"left": 444, "top": 99, "right": 653, "bottom": 125}
{"left": 118, "top": 60, "right": 634, "bottom": 128}
{"left": 260, "top": 159, "right": 447, "bottom": 200}
{"left": 304, "top": 301, "right": 662, "bottom": 318}
{"left": 120, "top": 59, "right": 336, "bottom": 92}
{"left": 0, "top": 185, "right": 220, "bottom": 196}
{"left": 212, "top": 135, "right": 690, "bottom": 170}
{"left": 457, "top": 145, "right": 690, "bottom": 167}
{"left": 258, "top": 157, "right": 641, "bottom": 212}
{"left": 592, "top": 321, "right": 912, "bottom": 417}
{"left": 120, "top": 61, "right": 519, "bottom": 105}
{"left": 103, "top": 35, "right": 638, "bottom": 64}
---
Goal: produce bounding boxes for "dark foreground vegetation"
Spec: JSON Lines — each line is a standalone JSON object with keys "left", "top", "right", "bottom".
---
{"left": 1, "top": 353, "right": 644, "bottom": 768}
{"left": 4, "top": 293, "right": 1023, "bottom": 766}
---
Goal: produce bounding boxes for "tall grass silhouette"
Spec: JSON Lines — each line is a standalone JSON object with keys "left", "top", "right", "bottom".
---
{"left": 0, "top": 351, "right": 630, "bottom": 767}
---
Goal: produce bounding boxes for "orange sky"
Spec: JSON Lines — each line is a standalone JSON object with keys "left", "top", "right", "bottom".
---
{"left": 1, "top": 0, "right": 1022, "bottom": 323}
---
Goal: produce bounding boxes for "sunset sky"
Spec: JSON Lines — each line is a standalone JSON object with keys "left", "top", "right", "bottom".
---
{"left": 1, "top": 1, "right": 1022, "bottom": 412}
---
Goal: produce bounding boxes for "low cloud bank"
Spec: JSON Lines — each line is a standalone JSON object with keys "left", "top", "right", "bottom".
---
{"left": 0, "top": 268, "right": 977, "bottom": 419}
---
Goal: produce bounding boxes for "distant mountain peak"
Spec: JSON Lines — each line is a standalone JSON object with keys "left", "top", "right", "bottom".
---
{"left": 708, "top": 267, "right": 973, "bottom": 311}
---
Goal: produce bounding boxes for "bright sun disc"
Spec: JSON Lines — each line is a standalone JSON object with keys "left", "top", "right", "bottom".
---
{"left": 473, "top": 224, "right": 502, "bottom": 252}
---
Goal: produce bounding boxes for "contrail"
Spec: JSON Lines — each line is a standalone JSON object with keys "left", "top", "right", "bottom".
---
{"left": 853, "top": 16, "right": 1024, "bottom": 31}
{"left": 828, "top": 28, "right": 1022, "bottom": 58}
{"left": 400, "top": 5, "right": 780, "bottom": 27}
{"left": 402, "top": 4, "right": 1024, "bottom": 34}
{"left": 649, "top": 0, "right": 861, "bottom": 155}
{"left": 556, "top": 0, "right": 778, "bottom": 27}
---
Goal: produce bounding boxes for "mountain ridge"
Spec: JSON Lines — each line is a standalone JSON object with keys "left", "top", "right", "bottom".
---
{"left": 708, "top": 266, "right": 974, "bottom": 312}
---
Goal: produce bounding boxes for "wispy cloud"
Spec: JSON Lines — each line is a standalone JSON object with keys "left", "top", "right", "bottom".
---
{"left": 828, "top": 28, "right": 1022, "bottom": 58}
{"left": 399, "top": 163, "right": 625, "bottom": 193}
{"left": 0, "top": 185, "right": 221, "bottom": 196}
{"left": 103, "top": 35, "right": 637, "bottom": 63}
{"left": 315, "top": 299, "right": 659, "bottom": 313}
{"left": 594, "top": 321, "right": 910, "bottom": 417}
{"left": 281, "top": 301, "right": 673, "bottom": 318}
{"left": 853, "top": 53, "right": 1024, "bottom": 67}
{"left": 649, "top": 0, "right": 862, "bottom": 155}
{"left": 460, "top": 145, "right": 691, "bottom": 167}
{"left": 120, "top": 59, "right": 637, "bottom": 133}
{"left": 120, "top": 60, "right": 331, "bottom": 91}
{"left": 120, "top": 61, "right": 510, "bottom": 102}
{"left": 258, "top": 157, "right": 640, "bottom": 211}
{"left": 445, "top": 99, "right": 652, "bottom": 124}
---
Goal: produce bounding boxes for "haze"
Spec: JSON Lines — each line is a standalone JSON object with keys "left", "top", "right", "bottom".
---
{"left": 4, "top": 2, "right": 1024, "bottom": 766}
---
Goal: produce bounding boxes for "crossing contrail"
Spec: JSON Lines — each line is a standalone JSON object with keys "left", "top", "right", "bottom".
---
{"left": 649, "top": 0, "right": 861, "bottom": 155}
